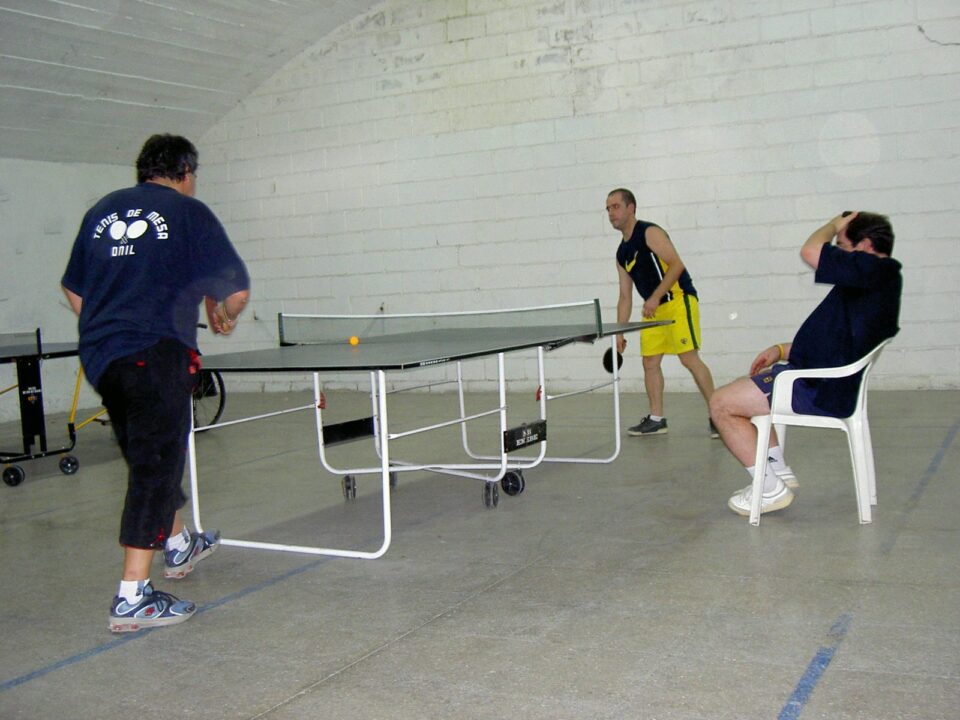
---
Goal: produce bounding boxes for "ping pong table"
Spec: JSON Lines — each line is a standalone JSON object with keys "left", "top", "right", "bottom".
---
{"left": 1, "top": 330, "right": 80, "bottom": 486}
{"left": 187, "top": 300, "right": 667, "bottom": 559}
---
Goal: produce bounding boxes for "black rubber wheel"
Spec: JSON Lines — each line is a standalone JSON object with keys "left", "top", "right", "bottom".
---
{"left": 389, "top": 471, "right": 398, "bottom": 489}
{"left": 483, "top": 481, "right": 499, "bottom": 508}
{"left": 342, "top": 475, "right": 357, "bottom": 500}
{"left": 193, "top": 370, "right": 226, "bottom": 428}
{"left": 59, "top": 455, "right": 80, "bottom": 475}
{"left": 3, "top": 465, "right": 26, "bottom": 487}
{"left": 501, "top": 470, "right": 525, "bottom": 496}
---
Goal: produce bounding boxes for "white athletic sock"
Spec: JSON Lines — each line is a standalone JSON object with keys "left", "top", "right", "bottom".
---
{"left": 119, "top": 579, "right": 147, "bottom": 604}
{"left": 166, "top": 527, "right": 190, "bottom": 552}
{"left": 649, "top": 414, "right": 664, "bottom": 422}
{"left": 767, "top": 445, "right": 787, "bottom": 470}
{"left": 745, "top": 465, "right": 782, "bottom": 494}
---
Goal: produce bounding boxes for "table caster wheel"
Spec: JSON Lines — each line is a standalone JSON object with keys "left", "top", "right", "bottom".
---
{"left": 59, "top": 455, "right": 80, "bottom": 475}
{"left": 483, "top": 481, "right": 499, "bottom": 509}
{"left": 342, "top": 475, "right": 357, "bottom": 500}
{"left": 3, "top": 465, "right": 26, "bottom": 487}
{"left": 501, "top": 470, "right": 525, "bottom": 496}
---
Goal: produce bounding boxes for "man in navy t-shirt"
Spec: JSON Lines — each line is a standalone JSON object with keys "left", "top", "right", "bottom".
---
{"left": 62, "top": 134, "right": 250, "bottom": 632}
{"left": 709, "top": 212, "right": 901, "bottom": 518}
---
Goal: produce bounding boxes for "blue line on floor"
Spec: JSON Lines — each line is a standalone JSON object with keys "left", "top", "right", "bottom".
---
{"left": 778, "top": 613, "right": 853, "bottom": 720}
{"left": 0, "top": 634, "right": 139, "bottom": 691}
{"left": 880, "top": 416, "right": 959, "bottom": 556}
{"left": 5, "top": 418, "right": 958, "bottom": 695}
{"left": 777, "top": 416, "right": 959, "bottom": 717}
{"left": 909, "top": 417, "right": 959, "bottom": 504}
{"left": 0, "top": 553, "right": 336, "bottom": 692}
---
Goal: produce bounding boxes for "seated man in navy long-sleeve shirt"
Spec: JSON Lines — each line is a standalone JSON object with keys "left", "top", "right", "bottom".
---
{"left": 710, "top": 212, "right": 902, "bottom": 517}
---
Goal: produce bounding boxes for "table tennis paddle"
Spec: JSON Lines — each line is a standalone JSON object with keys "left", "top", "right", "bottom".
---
{"left": 602, "top": 347, "right": 623, "bottom": 373}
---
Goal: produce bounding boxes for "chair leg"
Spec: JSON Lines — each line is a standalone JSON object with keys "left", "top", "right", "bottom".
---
{"left": 749, "top": 416, "right": 773, "bottom": 526}
{"left": 861, "top": 416, "right": 878, "bottom": 506}
{"left": 845, "top": 420, "right": 873, "bottom": 524}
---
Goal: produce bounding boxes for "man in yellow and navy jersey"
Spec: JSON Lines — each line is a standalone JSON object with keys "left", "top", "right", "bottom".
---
{"left": 606, "top": 187, "right": 717, "bottom": 438}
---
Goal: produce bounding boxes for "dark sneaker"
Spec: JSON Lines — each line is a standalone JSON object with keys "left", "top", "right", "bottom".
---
{"left": 627, "top": 415, "right": 668, "bottom": 436}
{"left": 164, "top": 529, "right": 220, "bottom": 579}
{"left": 709, "top": 419, "right": 720, "bottom": 439}
{"left": 109, "top": 582, "right": 195, "bottom": 633}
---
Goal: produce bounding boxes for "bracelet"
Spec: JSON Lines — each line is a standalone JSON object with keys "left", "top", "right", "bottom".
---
{"left": 219, "top": 302, "right": 236, "bottom": 324}
{"left": 775, "top": 343, "right": 785, "bottom": 361}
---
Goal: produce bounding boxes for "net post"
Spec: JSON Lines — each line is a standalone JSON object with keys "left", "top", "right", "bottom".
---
{"left": 591, "top": 299, "right": 602, "bottom": 337}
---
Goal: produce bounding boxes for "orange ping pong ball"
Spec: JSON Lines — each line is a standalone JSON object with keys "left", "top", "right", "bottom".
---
{"left": 349, "top": 335, "right": 360, "bottom": 346}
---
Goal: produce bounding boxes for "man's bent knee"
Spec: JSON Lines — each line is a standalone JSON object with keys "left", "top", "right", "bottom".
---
{"left": 712, "top": 377, "right": 769, "bottom": 420}
{"left": 709, "top": 384, "right": 731, "bottom": 419}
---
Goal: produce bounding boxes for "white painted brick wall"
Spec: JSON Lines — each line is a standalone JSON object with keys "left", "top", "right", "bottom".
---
{"left": 196, "top": 0, "right": 960, "bottom": 395}
{"left": 0, "top": 160, "right": 131, "bottom": 422}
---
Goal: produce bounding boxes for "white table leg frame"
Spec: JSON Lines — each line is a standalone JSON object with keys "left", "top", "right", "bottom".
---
{"left": 458, "top": 336, "right": 624, "bottom": 466}
{"left": 189, "top": 354, "right": 531, "bottom": 558}
{"left": 316, "top": 377, "right": 507, "bottom": 480}
{"left": 188, "top": 373, "right": 393, "bottom": 559}
{"left": 188, "top": 333, "right": 625, "bottom": 558}
{"left": 317, "top": 356, "right": 517, "bottom": 483}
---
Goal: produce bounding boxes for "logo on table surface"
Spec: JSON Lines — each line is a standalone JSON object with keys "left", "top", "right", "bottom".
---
{"left": 93, "top": 209, "right": 170, "bottom": 258}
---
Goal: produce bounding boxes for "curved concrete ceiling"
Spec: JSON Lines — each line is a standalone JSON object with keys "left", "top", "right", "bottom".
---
{"left": 0, "top": 0, "right": 382, "bottom": 165}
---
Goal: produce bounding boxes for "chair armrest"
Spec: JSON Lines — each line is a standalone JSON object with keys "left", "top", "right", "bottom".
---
{"left": 768, "top": 339, "right": 891, "bottom": 415}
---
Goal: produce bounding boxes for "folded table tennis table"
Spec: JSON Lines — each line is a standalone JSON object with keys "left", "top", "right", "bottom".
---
{"left": 188, "top": 300, "right": 667, "bottom": 559}
{"left": 1, "top": 330, "right": 80, "bottom": 486}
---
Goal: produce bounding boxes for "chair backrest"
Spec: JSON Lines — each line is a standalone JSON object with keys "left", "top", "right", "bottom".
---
{"left": 768, "top": 338, "right": 893, "bottom": 420}
{"left": 848, "top": 338, "right": 891, "bottom": 416}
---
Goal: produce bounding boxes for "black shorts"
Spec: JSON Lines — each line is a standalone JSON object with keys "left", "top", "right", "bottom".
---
{"left": 96, "top": 339, "right": 198, "bottom": 549}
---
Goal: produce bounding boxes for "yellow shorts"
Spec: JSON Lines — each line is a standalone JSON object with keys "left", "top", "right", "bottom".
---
{"left": 639, "top": 294, "right": 703, "bottom": 357}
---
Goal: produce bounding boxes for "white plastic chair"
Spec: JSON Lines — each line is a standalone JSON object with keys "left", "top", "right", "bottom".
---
{"left": 748, "top": 338, "right": 892, "bottom": 526}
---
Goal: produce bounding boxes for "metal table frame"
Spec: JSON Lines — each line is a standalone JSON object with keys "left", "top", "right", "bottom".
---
{"left": 188, "top": 302, "right": 662, "bottom": 559}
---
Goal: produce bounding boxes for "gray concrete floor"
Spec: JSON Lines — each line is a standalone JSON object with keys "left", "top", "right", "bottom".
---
{"left": 1, "top": 388, "right": 958, "bottom": 719}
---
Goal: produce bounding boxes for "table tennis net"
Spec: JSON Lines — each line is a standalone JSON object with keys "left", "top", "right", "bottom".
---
{"left": 278, "top": 301, "right": 602, "bottom": 346}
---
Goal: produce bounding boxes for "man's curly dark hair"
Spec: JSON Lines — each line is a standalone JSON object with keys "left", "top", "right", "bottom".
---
{"left": 847, "top": 212, "right": 894, "bottom": 255}
{"left": 136, "top": 134, "right": 198, "bottom": 184}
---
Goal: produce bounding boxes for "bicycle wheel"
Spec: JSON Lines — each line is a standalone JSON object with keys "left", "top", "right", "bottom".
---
{"left": 193, "top": 370, "right": 226, "bottom": 428}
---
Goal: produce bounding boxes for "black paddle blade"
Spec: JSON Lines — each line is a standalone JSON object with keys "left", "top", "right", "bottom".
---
{"left": 602, "top": 347, "right": 623, "bottom": 373}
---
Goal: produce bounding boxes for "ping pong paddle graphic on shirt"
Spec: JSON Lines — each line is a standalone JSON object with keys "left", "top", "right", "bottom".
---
{"left": 602, "top": 347, "right": 623, "bottom": 374}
